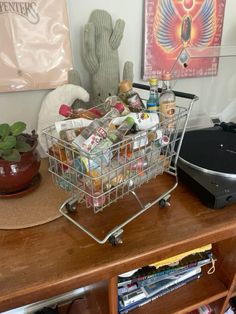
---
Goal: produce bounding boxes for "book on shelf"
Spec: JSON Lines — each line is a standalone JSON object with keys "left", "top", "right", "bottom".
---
{"left": 150, "top": 244, "right": 212, "bottom": 268}
{"left": 118, "top": 250, "right": 214, "bottom": 288}
{"left": 136, "top": 255, "right": 212, "bottom": 288}
{"left": 118, "top": 244, "right": 215, "bottom": 313}
{"left": 141, "top": 267, "right": 201, "bottom": 298}
{"left": 118, "top": 282, "right": 139, "bottom": 297}
{"left": 118, "top": 244, "right": 212, "bottom": 282}
{"left": 118, "top": 272, "right": 202, "bottom": 314}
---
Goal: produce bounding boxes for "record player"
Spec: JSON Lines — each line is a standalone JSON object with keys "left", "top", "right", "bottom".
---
{"left": 178, "top": 123, "right": 236, "bottom": 209}
{"left": 170, "top": 46, "right": 236, "bottom": 209}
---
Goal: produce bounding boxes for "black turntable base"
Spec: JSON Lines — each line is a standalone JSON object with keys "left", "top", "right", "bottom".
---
{"left": 178, "top": 125, "right": 236, "bottom": 209}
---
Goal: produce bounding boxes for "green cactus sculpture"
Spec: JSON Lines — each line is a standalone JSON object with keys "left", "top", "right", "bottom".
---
{"left": 83, "top": 9, "right": 133, "bottom": 105}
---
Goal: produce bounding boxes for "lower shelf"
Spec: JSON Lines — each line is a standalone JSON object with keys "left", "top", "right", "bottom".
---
{"left": 209, "top": 299, "right": 226, "bottom": 314}
{"left": 58, "top": 281, "right": 109, "bottom": 314}
{"left": 65, "top": 272, "right": 228, "bottom": 314}
{"left": 130, "top": 272, "right": 227, "bottom": 314}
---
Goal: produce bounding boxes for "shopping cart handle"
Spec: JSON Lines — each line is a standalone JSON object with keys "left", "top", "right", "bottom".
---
{"left": 132, "top": 82, "right": 196, "bottom": 100}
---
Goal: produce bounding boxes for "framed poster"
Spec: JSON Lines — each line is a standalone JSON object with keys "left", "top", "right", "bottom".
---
{"left": 143, "top": 0, "right": 226, "bottom": 80}
{"left": 0, "top": 0, "right": 72, "bottom": 92}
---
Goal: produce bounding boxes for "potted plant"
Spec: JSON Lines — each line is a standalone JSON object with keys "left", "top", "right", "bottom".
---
{"left": 0, "top": 121, "right": 41, "bottom": 194}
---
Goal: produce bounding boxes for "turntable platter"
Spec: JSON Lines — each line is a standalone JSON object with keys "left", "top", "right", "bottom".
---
{"left": 180, "top": 127, "right": 236, "bottom": 176}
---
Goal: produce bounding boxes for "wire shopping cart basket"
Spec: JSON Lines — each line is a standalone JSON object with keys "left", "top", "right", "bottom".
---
{"left": 43, "top": 84, "right": 198, "bottom": 245}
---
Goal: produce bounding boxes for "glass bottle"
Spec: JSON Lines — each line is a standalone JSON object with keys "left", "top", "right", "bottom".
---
{"left": 159, "top": 73, "right": 176, "bottom": 129}
{"left": 146, "top": 77, "right": 159, "bottom": 112}
{"left": 59, "top": 104, "right": 101, "bottom": 120}
{"left": 72, "top": 103, "right": 125, "bottom": 152}
{"left": 90, "top": 117, "right": 135, "bottom": 165}
{"left": 107, "top": 116, "right": 135, "bottom": 144}
{"left": 119, "top": 80, "right": 145, "bottom": 112}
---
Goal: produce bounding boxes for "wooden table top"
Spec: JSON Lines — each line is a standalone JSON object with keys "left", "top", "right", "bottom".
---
{"left": 1, "top": 169, "right": 236, "bottom": 312}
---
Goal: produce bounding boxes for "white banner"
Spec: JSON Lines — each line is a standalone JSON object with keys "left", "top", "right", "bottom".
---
{"left": 0, "top": 0, "right": 72, "bottom": 92}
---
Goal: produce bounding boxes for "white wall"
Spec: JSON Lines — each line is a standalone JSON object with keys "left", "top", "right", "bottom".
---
{"left": 1, "top": 0, "right": 236, "bottom": 131}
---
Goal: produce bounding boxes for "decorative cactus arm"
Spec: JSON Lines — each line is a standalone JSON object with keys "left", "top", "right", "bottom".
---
{"left": 83, "top": 22, "right": 99, "bottom": 74}
{"left": 123, "top": 61, "right": 134, "bottom": 83}
{"left": 109, "top": 19, "right": 125, "bottom": 50}
{"left": 67, "top": 69, "right": 81, "bottom": 86}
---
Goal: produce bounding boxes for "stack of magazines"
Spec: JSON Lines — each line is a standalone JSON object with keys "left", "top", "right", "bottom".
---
{"left": 118, "top": 245, "right": 215, "bottom": 314}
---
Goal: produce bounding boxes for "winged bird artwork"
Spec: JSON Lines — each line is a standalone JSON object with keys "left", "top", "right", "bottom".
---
{"left": 155, "top": 0, "right": 216, "bottom": 50}
{"left": 143, "top": 0, "right": 226, "bottom": 78}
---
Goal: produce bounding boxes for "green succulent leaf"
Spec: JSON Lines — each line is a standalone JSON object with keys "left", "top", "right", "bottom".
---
{"left": 0, "top": 135, "right": 16, "bottom": 150}
{"left": 0, "top": 124, "right": 10, "bottom": 139}
{"left": 16, "top": 138, "right": 32, "bottom": 152}
{"left": 10, "top": 122, "right": 26, "bottom": 136}
{"left": 0, "top": 148, "right": 12, "bottom": 156}
{"left": 2, "top": 149, "right": 21, "bottom": 162}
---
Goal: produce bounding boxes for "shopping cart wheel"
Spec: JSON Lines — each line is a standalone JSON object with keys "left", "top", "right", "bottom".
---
{"left": 108, "top": 229, "right": 123, "bottom": 246}
{"left": 159, "top": 195, "right": 171, "bottom": 208}
{"left": 65, "top": 199, "right": 78, "bottom": 213}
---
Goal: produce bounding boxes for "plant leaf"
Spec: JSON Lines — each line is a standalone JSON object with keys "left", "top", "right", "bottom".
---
{"left": 10, "top": 122, "right": 26, "bottom": 136}
{"left": 16, "top": 138, "right": 32, "bottom": 152}
{"left": 0, "top": 124, "right": 10, "bottom": 139}
{"left": 2, "top": 149, "right": 21, "bottom": 162}
{"left": 0, "top": 136, "right": 16, "bottom": 150}
{"left": 0, "top": 148, "right": 12, "bottom": 156}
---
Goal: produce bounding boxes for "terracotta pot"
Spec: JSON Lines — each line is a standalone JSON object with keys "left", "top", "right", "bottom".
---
{"left": 0, "top": 139, "right": 41, "bottom": 194}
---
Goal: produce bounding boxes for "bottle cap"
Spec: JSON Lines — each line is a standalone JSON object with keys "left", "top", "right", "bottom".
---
{"left": 124, "top": 116, "right": 135, "bottom": 127}
{"left": 149, "top": 77, "right": 158, "bottom": 85}
{"left": 59, "top": 104, "right": 71, "bottom": 117}
{"left": 119, "top": 80, "right": 132, "bottom": 93}
{"left": 114, "top": 102, "right": 125, "bottom": 113}
{"left": 162, "top": 72, "right": 172, "bottom": 81}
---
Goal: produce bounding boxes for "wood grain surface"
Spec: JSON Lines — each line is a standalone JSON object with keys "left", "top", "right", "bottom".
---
{"left": 1, "top": 171, "right": 236, "bottom": 312}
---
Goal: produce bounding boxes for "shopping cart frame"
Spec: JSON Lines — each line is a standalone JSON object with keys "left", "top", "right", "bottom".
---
{"left": 43, "top": 84, "right": 198, "bottom": 245}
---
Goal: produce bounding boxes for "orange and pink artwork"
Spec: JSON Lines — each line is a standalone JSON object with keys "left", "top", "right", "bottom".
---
{"left": 143, "top": 0, "right": 226, "bottom": 79}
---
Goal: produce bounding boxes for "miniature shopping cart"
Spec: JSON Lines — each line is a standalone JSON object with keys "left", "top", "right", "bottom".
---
{"left": 43, "top": 84, "right": 198, "bottom": 245}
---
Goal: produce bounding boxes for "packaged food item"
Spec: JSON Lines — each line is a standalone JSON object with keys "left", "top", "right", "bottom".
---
{"left": 72, "top": 103, "right": 125, "bottom": 153}
{"left": 107, "top": 117, "right": 135, "bottom": 144}
{"left": 85, "top": 189, "right": 106, "bottom": 208}
{"left": 103, "top": 164, "right": 130, "bottom": 190}
{"left": 48, "top": 143, "right": 65, "bottom": 160}
{"left": 59, "top": 104, "right": 101, "bottom": 120}
{"left": 119, "top": 131, "right": 149, "bottom": 159}
{"left": 158, "top": 154, "right": 171, "bottom": 170}
{"left": 90, "top": 116, "right": 135, "bottom": 163}
{"left": 72, "top": 157, "right": 87, "bottom": 178}
{"left": 86, "top": 169, "right": 104, "bottom": 192}
{"left": 105, "top": 95, "right": 130, "bottom": 116}
{"left": 55, "top": 117, "right": 92, "bottom": 133}
{"left": 130, "top": 156, "right": 148, "bottom": 176}
{"left": 112, "top": 112, "right": 159, "bottom": 131}
{"left": 59, "top": 128, "right": 84, "bottom": 143}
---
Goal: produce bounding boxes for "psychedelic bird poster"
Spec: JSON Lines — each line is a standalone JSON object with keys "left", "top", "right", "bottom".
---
{"left": 143, "top": 0, "right": 226, "bottom": 80}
